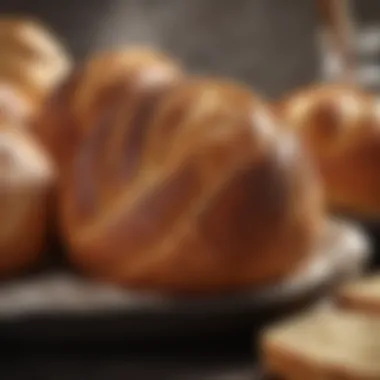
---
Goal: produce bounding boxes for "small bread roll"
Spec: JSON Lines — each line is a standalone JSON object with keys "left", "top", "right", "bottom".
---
{"left": 336, "top": 273, "right": 380, "bottom": 316}
{"left": 281, "top": 84, "right": 380, "bottom": 218}
{"left": 0, "top": 17, "right": 72, "bottom": 116}
{"left": 59, "top": 78, "right": 324, "bottom": 294}
{"left": 0, "top": 120, "right": 55, "bottom": 276}
{"left": 33, "top": 47, "right": 183, "bottom": 171}
{"left": 262, "top": 309, "right": 380, "bottom": 380}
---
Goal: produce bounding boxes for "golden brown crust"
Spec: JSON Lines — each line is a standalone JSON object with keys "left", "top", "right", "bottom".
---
{"left": 33, "top": 47, "right": 183, "bottom": 171}
{"left": 60, "top": 77, "right": 324, "bottom": 294}
{"left": 280, "top": 83, "right": 380, "bottom": 219}
{"left": 0, "top": 16, "right": 72, "bottom": 115}
{"left": 0, "top": 123, "right": 55, "bottom": 277}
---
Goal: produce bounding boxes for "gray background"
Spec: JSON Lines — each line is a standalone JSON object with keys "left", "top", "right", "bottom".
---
{"left": 1, "top": 0, "right": 320, "bottom": 99}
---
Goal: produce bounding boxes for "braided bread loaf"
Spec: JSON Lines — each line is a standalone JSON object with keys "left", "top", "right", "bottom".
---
{"left": 59, "top": 75, "right": 324, "bottom": 294}
{"left": 0, "top": 117, "right": 54, "bottom": 276}
{"left": 280, "top": 84, "right": 380, "bottom": 218}
{"left": 33, "top": 48, "right": 183, "bottom": 171}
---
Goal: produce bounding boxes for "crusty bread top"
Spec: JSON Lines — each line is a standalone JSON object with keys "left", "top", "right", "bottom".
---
{"left": 33, "top": 47, "right": 183, "bottom": 170}
{"left": 280, "top": 83, "right": 380, "bottom": 218}
{"left": 337, "top": 273, "right": 380, "bottom": 312}
{"left": 0, "top": 16, "right": 72, "bottom": 109}
{"left": 263, "top": 309, "right": 380, "bottom": 378}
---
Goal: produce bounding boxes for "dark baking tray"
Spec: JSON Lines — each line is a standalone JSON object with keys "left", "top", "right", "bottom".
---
{"left": 0, "top": 219, "right": 371, "bottom": 346}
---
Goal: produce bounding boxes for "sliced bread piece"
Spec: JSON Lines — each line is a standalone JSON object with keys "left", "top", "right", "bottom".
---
{"left": 261, "top": 309, "right": 380, "bottom": 380}
{"left": 336, "top": 273, "right": 380, "bottom": 315}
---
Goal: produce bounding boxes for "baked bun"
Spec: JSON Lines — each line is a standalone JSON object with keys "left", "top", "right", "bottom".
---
{"left": 0, "top": 17, "right": 71, "bottom": 115}
{"left": 33, "top": 47, "right": 183, "bottom": 171}
{"left": 60, "top": 78, "right": 324, "bottom": 294}
{"left": 0, "top": 120, "right": 55, "bottom": 276}
{"left": 336, "top": 273, "right": 380, "bottom": 316}
{"left": 280, "top": 84, "right": 380, "bottom": 218}
{"left": 262, "top": 309, "right": 380, "bottom": 380}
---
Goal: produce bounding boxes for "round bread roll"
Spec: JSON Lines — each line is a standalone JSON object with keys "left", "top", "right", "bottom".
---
{"left": 33, "top": 47, "right": 183, "bottom": 171}
{"left": 60, "top": 78, "right": 324, "bottom": 294}
{"left": 280, "top": 84, "right": 380, "bottom": 219}
{"left": 0, "top": 17, "right": 71, "bottom": 116}
{"left": 0, "top": 120, "right": 55, "bottom": 276}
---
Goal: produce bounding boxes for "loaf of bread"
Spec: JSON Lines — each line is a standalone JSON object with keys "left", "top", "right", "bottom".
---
{"left": 280, "top": 84, "right": 380, "bottom": 219}
{"left": 33, "top": 47, "right": 183, "bottom": 171}
{"left": 336, "top": 273, "right": 380, "bottom": 315}
{"left": 58, "top": 76, "right": 325, "bottom": 294}
{"left": 0, "top": 17, "right": 71, "bottom": 118}
{"left": 0, "top": 119, "right": 55, "bottom": 276}
{"left": 262, "top": 308, "right": 380, "bottom": 379}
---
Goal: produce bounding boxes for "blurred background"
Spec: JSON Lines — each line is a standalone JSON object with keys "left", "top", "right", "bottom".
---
{"left": 1, "top": 0, "right": 321, "bottom": 99}
{"left": 3, "top": 0, "right": 380, "bottom": 96}
{"left": 2, "top": 0, "right": 380, "bottom": 98}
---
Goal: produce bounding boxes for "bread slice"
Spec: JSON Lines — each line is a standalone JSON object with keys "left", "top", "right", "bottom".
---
{"left": 336, "top": 273, "right": 380, "bottom": 315}
{"left": 261, "top": 309, "right": 380, "bottom": 380}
